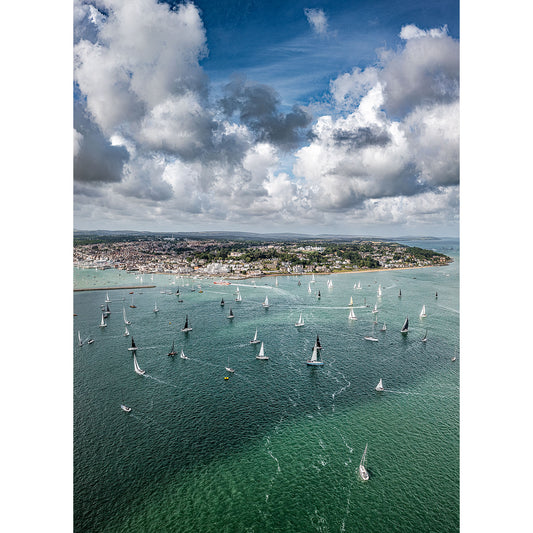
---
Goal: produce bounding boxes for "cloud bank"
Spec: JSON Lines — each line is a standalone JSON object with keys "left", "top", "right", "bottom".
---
{"left": 74, "top": 0, "right": 459, "bottom": 235}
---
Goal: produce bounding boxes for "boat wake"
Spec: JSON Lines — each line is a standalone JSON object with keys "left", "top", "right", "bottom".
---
{"left": 144, "top": 374, "right": 178, "bottom": 389}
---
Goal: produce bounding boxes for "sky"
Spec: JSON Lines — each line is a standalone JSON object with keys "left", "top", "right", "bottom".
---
{"left": 73, "top": 0, "right": 460, "bottom": 237}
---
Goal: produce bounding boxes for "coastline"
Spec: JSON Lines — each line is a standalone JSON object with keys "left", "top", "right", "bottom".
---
{"left": 73, "top": 262, "right": 452, "bottom": 291}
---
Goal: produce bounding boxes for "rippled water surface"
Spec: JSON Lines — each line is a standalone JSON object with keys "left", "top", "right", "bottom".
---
{"left": 74, "top": 240, "right": 459, "bottom": 532}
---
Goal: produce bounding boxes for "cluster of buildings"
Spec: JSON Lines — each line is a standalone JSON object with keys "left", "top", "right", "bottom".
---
{"left": 73, "top": 238, "right": 450, "bottom": 279}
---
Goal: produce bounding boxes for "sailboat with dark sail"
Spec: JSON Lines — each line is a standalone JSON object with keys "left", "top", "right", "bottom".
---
{"left": 182, "top": 314, "right": 192, "bottom": 332}
{"left": 400, "top": 317, "right": 409, "bottom": 334}
{"left": 168, "top": 340, "right": 177, "bottom": 356}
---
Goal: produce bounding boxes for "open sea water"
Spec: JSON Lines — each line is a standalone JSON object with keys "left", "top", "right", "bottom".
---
{"left": 74, "top": 239, "right": 459, "bottom": 532}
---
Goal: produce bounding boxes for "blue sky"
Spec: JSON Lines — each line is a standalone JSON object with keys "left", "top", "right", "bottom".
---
{"left": 73, "top": 0, "right": 460, "bottom": 237}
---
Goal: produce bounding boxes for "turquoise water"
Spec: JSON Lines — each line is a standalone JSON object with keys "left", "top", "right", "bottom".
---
{"left": 74, "top": 240, "right": 459, "bottom": 532}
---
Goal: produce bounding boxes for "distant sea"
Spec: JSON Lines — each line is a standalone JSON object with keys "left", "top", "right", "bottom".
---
{"left": 74, "top": 238, "right": 459, "bottom": 532}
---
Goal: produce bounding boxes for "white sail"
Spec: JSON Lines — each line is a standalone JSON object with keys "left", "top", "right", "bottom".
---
{"left": 308, "top": 283, "right": 312, "bottom": 294}
{"left": 372, "top": 303, "right": 378, "bottom": 314}
{"left": 99, "top": 313, "right": 107, "bottom": 327}
{"left": 256, "top": 342, "right": 269, "bottom": 360}
{"left": 359, "top": 444, "right": 369, "bottom": 480}
{"left": 154, "top": 302, "right": 159, "bottom": 313}
{"left": 124, "top": 326, "right": 130, "bottom": 337}
{"left": 349, "top": 308, "right": 357, "bottom": 320}
{"left": 263, "top": 296, "right": 269, "bottom": 307}
{"left": 420, "top": 305, "right": 427, "bottom": 318}
{"left": 295, "top": 313, "right": 305, "bottom": 327}
{"left": 377, "top": 285, "right": 382, "bottom": 297}
{"left": 381, "top": 323, "right": 386, "bottom": 331}
{"left": 236, "top": 292, "right": 242, "bottom": 302}
{"left": 78, "top": 331, "right": 83, "bottom": 346}
{"left": 105, "top": 292, "right": 111, "bottom": 303}
{"left": 180, "top": 349, "right": 188, "bottom": 359}
{"left": 250, "top": 328, "right": 260, "bottom": 344}
{"left": 133, "top": 354, "right": 145, "bottom": 375}
{"left": 375, "top": 378, "right": 384, "bottom": 391}
{"left": 123, "top": 307, "right": 131, "bottom": 325}
{"left": 421, "top": 329, "right": 428, "bottom": 342}
{"left": 311, "top": 274, "right": 316, "bottom": 283}
{"left": 357, "top": 281, "right": 362, "bottom": 289}
{"left": 349, "top": 296, "right": 353, "bottom": 306}
{"left": 307, "top": 344, "right": 324, "bottom": 365}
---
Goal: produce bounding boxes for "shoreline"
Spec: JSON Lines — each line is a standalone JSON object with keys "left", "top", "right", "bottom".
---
{"left": 73, "top": 262, "right": 452, "bottom": 291}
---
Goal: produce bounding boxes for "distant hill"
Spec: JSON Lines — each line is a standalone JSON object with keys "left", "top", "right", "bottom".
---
{"left": 73, "top": 229, "right": 446, "bottom": 242}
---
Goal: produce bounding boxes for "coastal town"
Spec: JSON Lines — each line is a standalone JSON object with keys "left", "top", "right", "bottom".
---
{"left": 73, "top": 235, "right": 452, "bottom": 279}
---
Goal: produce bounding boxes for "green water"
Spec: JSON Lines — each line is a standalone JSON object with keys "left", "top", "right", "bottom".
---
{"left": 74, "top": 241, "right": 459, "bottom": 532}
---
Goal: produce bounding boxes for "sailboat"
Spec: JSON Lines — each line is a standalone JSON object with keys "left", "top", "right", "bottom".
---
{"left": 180, "top": 349, "right": 189, "bottom": 360}
{"left": 400, "top": 317, "right": 409, "bottom": 334}
{"left": 275, "top": 277, "right": 279, "bottom": 287}
{"left": 315, "top": 333, "right": 322, "bottom": 350}
{"left": 364, "top": 331, "right": 379, "bottom": 342}
{"left": 419, "top": 305, "right": 427, "bottom": 318}
{"left": 308, "top": 283, "right": 312, "bottom": 294}
{"left": 105, "top": 292, "right": 111, "bottom": 303}
{"left": 348, "top": 308, "right": 357, "bottom": 320}
{"left": 168, "top": 341, "right": 177, "bottom": 356}
{"left": 306, "top": 344, "right": 324, "bottom": 366}
{"left": 120, "top": 404, "right": 131, "bottom": 412}
{"left": 377, "top": 285, "right": 382, "bottom": 297}
{"left": 250, "top": 328, "right": 260, "bottom": 344}
{"left": 263, "top": 296, "right": 269, "bottom": 308}
{"left": 103, "top": 304, "right": 111, "bottom": 318}
{"left": 372, "top": 303, "right": 378, "bottom": 314}
{"left": 153, "top": 302, "right": 159, "bottom": 313}
{"left": 356, "top": 281, "right": 362, "bottom": 290}
{"left": 311, "top": 274, "right": 316, "bottom": 283}
{"left": 349, "top": 296, "right": 353, "bottom": 307}
{"left": 128, "top": 337, "right": 137, "bottom": 351}
{"left": 435, "top": 291, "right": 438, "bottom": 299}
{"left": 78, "top": 331, "right": 83, "bottom": 346}
{"left": 220, "top": 298, "right": 225, "bottom": 306}
{"left": 227, "top": 308, "right": 235, "bottom": 319}
{"left": 375, "top": 379, "right": 384, "bottom": 391}
{"left": 295, "top": 313, "right": 305, "bottom": 327}
{"left": 359, "top": 444, "right": 369, "bottom": 481}
{"left": 85, "top": 336, "right": 94, "bottom": 345}
{"left": 123, "top": 306, "right": 131, "bottom": 325}
{"left": 182, "top": 315, "right": 192, "bottom": 332}
{"left": 235, "top": 292, "right": 242, "bottom": 302}
{"left": 256, "top": 342, "right": 269, "bottom": 360}
{"left": 133, "top": 353, "right": 145, "bottom": 375}
{"left": 99, "top": 313, "right": 107, "bottom": 327}
{"left": 399, "top": 289, "right": 402, "bottom": 298}
{"left": 317, "top": 290, "right": 321, "bottom": 299}
{"left": 421, "top": 329, "right": 428, "bottom": 343}
{"left": 381, "top": 322, "right": 387, "bottom": 331}
{"left": 123, "top": 325, "right": 130, "bottom": 336}
{"left": 129, "top": 295, "right": 136, "bottom": 308}
{"left": 327, "top": 279, "right": 333, "bottom": 288}
{"left": 225, "top": 357, "right": 235, "bottom": 373}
